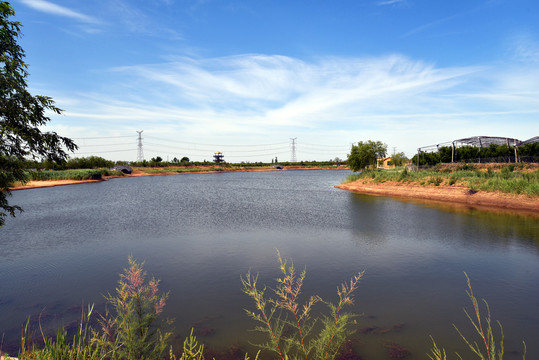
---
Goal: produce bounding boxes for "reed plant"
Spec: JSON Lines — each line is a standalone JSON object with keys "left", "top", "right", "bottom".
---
{"left": 13, "top": 257, "right": 173, "bottom": 360}
{"left": 242, "top": 251, "right": 363, "bottom": 360}
{"left": 17, "top": 305, "right": 108, "bottom": 360}
{"left": 428, "top": 273, "right": 527, "bottom": 360}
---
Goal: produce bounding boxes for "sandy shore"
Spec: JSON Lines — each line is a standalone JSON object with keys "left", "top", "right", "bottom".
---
{"left": 335, "top": 180, "right": 539, "bottom": 216}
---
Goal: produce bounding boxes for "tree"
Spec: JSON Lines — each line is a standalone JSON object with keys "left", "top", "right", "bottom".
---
{"left": 388, "top": 152, "right": 408, "bottom": 167}
{"left": 151, "top": 156, "right": 163, "bottom": 163}
{"left": 347, "top": 140, "right": 387, "bottom": 171}
{"left": 1, "top": 2, "right": 76, "bottom": 226}
{"left": 180, "top": 156, "right": 189, "bottom": 163}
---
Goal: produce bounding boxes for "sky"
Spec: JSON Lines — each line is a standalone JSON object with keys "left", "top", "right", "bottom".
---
{"left": 11, "top": 0, "right": 539, "bottom": 162}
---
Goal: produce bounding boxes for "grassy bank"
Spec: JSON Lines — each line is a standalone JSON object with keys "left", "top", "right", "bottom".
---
{"left": 345, "top": 163, "right": 539, "bottom": 197}
{"left": 139, "top": 166, "right": 226, "bottom": 174}
{"left": 25, "top": 168, "right": 124, "bottom": 181}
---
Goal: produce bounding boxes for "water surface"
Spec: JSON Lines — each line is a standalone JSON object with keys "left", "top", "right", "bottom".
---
{"left": 1, "top": 170, "right": 537, "bottom": 359}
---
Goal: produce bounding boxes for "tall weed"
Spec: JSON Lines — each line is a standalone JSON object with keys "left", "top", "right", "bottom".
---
{"left": 428, "top": 273, "right": 526, "bottom": 360}
{"left": 242, "top": 251, "right": 363, "bottom": 360}
{"left": 100, "top": 256, "right": 172, "bottom": 360}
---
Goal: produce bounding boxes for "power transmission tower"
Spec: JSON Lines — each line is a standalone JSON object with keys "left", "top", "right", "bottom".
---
{"left": 290, "top": 137, "right": 297, "bottom": 162}
{"left": 136, "top": 130, "right": 144, "bottom": 162}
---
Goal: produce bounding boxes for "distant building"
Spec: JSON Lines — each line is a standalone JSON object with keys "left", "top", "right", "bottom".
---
{"left": 378, "top": 157, "right": 394, "bottom": 169}
{"left": 213, "top": 152, "right": 224, "bottom": 163}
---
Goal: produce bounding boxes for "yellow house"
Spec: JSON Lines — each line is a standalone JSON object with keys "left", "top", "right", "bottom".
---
{"left": 378, "top": 157, "right": 395, "bottom": 169}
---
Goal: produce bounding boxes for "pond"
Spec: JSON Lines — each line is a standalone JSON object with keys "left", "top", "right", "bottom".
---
{"left": 1, "top": 170, "right": 537, "bottom": 359}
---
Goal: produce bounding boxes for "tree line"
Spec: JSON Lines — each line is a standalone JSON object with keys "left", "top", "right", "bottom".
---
{"left": 411, "top": 143, "right": 539, "bottom": 166}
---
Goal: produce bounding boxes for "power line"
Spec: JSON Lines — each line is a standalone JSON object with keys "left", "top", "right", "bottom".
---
{"left": 72, "top": 135, "right": 133, "bottom": 140}
{"left": 144, "top": 142, "right": 290, "bottom": 153}
{"left": 77, "top": 142, "right": 134, "bottom": 147}
{"left": 144, "top": 135, "right": 289, "bottom": 147}
{"left": 75, "top": 149, "right": 137, "bottom": 155}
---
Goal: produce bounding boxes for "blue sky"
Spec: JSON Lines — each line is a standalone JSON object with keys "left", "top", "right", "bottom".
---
{"left": 13, "top": 0, "right": 539, "bottom": 162}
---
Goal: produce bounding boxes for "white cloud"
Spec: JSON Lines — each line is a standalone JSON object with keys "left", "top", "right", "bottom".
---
{"left": 48, "top": 53, "right": 539, "bottom": 160}
{"left": 19, "top": 0, "right": 99, "bottom": 23}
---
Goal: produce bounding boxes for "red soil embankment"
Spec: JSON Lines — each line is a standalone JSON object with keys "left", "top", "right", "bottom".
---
{"left": 335, "top": 180, "right": 539, "bottom": 216}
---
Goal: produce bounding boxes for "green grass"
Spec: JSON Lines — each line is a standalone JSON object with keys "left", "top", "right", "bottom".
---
{"left": 344, "top": 164, "right": 539, "bottom": 197}
{"left": 140, "top": 166, "right": 237, "bottom": 174}
{"left": 26, "top": 169, "right": 123, "bottom": 181}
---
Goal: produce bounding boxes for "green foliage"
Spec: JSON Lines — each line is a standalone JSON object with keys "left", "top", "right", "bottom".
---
{"left": 26, "top": 169, "right": 121, "bottom": 181}
{"left": 412, "top": 142, "right": 539, "bottom": 166}
{"left": 428, "top": 176, "right": 443, "bottom": 186}
{"left": 347, "top": 140, "right": 387, "bottom": 171}
{"left": 0, "top": 1, "right": 76, "bottom": 226}
{"left": 344, "top": 165, "right": 539, "bottom": 197}
{"left": 65, "top": 156, "right": 114, "bottom": 169}
{"left": 17, "top": 305, "right": 106, "bottom": 360}
{"left": 388, "top": 152, "right": 408, "bottom": 166}
{"left": 169, "top": 329, "right": 204, "bottom": 360}
{"left": 242, "top": 251, "right": 363, "bottom": 360}
{"left": 398, "top": 167, "right": 409, "bottom": 181}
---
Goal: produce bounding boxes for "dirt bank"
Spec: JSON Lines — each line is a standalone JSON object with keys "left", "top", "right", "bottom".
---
{"left": 335, "top": 180, "right": 539, "bottom": 216}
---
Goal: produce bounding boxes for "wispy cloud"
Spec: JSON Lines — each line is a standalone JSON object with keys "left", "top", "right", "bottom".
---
{"left": 19, "top": 0, "right": 99, "bottom": 23}
{"left": 401, "top": 13, "right": 460, "bottom": 38}
{"left": 377, "top": 0, "right": 406, "bottom": 6}
{"left": 49, "top": 53, "right": 539, "bottom": 159}
{"left": 509, "top": 34, "right": 539, "bottom": 64}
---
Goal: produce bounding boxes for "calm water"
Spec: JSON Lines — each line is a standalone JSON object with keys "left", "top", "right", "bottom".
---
{"left": 1, "top": 170, "right": 538, "bottom": 359}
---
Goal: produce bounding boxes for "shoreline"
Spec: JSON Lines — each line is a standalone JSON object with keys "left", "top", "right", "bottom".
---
{"left": 11, "top": 167, "right": 538, "bottom": 216}
{"left": 335, "top": 180, "right": 539, "bottom": 217}
{"left": 9, "top": 166, "right": 347, "bottom": 191}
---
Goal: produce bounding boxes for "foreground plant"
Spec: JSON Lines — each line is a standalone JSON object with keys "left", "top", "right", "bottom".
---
{"left": 97, "top": 256, "right": 172, "bottom": 360}
{"left": 16, "top": 305, "right": 105, "bottom": 360}
{"left": 242, "top": 251, "right": 363, "bottom": 360}
{"left": 428, "top": 273, "right": 527, "bottom": 360}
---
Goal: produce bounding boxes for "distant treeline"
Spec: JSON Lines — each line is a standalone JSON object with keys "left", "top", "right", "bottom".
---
{"left": 411, "top": 143, "right": 539, "bottom": 166}
{"left": 21, "top": 156, "right": 344, "bottom": 170}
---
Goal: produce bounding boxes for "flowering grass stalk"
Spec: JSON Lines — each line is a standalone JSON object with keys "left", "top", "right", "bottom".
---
{"left": 103, "top": 256, "right": 171, "bottom": 360}
{"left": 428, "top": 273, "right": 526, "bottom": 360}
{"left": 242, "top": 251, "right": 363, "bottom": 360}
